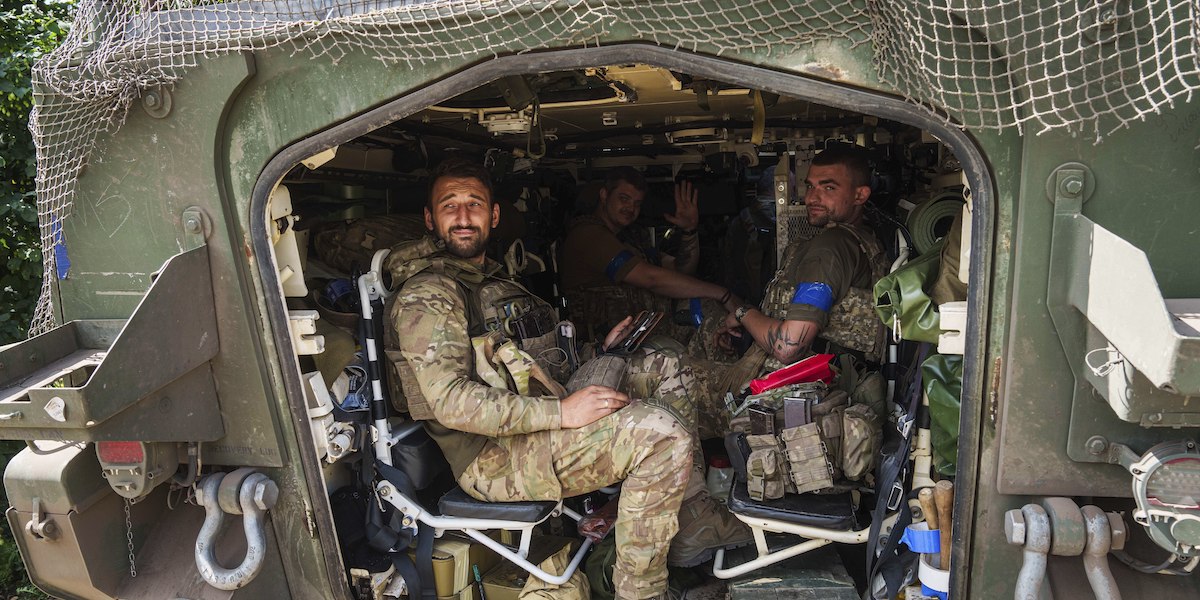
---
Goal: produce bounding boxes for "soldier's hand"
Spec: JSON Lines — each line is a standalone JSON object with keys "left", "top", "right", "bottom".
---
{"left": 721, "top": 311, "right": 740, "bottom": 332}
{"left": 560, "top": 385, "right": 630, "bottom": 428}
{"left": 601, "top": 315, "right": 635, "bottom": 352}
{"left": 716, "top": 315, "right": 743, "bottom": 353}
{"left": 665, "top": 180, "right": 699, "bottom": 232}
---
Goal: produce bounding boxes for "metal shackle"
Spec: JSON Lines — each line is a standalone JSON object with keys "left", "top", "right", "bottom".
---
{"left": 194, "top": 469, "right": 279, "bottom": 590}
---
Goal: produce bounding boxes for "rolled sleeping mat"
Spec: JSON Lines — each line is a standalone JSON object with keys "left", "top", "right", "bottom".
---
{"left": 906, "top": 191, "right": 964, "bottom": 255}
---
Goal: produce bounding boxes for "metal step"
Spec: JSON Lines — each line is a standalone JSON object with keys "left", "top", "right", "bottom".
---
{"left": 1042, "top": 165, "right": 1200, "bottom": 485}
{"left": 0, "top": 247, "right": 225, "bottom": 441}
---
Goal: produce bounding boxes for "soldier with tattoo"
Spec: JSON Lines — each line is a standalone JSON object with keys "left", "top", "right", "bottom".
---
{"left": 687, "top": 146, "right": 890, "bottom": 435}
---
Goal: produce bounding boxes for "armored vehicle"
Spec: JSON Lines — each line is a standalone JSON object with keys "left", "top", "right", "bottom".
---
{"left": 2, "top": 0, "right": 1198, "bottom": 598}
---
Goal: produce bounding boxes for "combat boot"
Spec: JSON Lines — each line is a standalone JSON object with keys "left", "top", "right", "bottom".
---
{"left": 667, "top": 467, "right": 754, "bottom": 567}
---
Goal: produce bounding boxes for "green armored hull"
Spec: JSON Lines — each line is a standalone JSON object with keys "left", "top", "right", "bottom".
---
{"left": 2, "top": 0, "right": 1198, "bottom": 598}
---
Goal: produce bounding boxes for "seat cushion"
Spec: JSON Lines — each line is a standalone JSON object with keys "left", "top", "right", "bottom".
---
{"left": 727, "top": 481, "right": 857, "bottom": 531}
{"left": 437, "top": 487, "right": 558, "bottom": 523}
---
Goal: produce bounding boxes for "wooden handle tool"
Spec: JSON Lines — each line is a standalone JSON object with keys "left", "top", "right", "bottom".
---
{"left": 918, "top": 487, "right": 939, "bottom": 531}
{"left": 935, "top": 480, "right": 954, "bottom": 569}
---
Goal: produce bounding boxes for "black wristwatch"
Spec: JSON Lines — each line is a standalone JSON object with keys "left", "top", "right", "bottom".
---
{"left": 734, "top": 304, "right": 754, "bottom": 323}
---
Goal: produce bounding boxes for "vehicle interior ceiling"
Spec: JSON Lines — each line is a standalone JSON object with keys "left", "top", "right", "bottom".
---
{"left": 269, "top": 62, "right": 968, "bottom": 563}
{"left": 278, "top": 63, "right": 966, "bottom": 311}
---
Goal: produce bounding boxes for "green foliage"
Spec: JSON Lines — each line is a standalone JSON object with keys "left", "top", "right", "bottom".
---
{"left": 1, "top": 0, "right": 72, "bottom": 347}
{"left": 0, "top": 4, "right": 72, "bottom": 597}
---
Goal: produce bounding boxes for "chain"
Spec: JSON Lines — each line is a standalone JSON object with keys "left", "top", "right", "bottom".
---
{"left": 124, "top": 498, "right": 137, "bottom": 578}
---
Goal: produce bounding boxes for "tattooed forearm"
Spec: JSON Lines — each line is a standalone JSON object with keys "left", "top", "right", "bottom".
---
{"left": 766, "top": 320, "right": 803, "bottom": 362}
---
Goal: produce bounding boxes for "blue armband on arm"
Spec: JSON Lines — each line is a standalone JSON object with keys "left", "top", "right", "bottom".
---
{"left": 791, "top": 282, "right": 834, "bottom": 312}
{"left": 604, "top": 250, "right": 636, "bottom": 282}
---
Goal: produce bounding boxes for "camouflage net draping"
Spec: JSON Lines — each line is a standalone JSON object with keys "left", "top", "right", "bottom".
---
{"left": 28, "top": 0, "right": 1200, "bottom": 333}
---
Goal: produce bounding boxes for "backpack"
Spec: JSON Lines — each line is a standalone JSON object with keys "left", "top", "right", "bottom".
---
{"left": 311, "top": 214, "right": 428, "bottom": 273}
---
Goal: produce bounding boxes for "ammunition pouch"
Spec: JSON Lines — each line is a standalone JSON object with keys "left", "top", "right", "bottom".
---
{"left": 780, "top": 423, "right": 834, "bottom": 494}
{"left": 735, "top": 370, "right": 884, "bottom": 499}
{"left": 745, "top": 434, "right": 788, "bottom": 501}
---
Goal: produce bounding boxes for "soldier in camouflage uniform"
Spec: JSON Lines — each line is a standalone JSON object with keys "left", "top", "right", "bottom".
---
{"left": 389, "top": 158, "right": 747, "bottom": 600}
{"left": 692, "top": 146, "right": 891, "bottom": 407}
{"left": 559, "top": 167, "right": 742, "bottom": 345}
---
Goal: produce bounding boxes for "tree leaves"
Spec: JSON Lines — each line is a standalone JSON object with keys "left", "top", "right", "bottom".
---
{"left": 0, "top": 0, "right": 71, "bottom": 345}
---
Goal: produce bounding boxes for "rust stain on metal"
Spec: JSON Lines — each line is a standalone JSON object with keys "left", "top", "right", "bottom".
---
{"left": 800, "top": 62, "right": 846, "bottom": 80}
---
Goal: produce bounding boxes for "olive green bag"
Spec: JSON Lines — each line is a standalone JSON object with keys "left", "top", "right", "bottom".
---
{"left": 873, "top": 240, "right": 945, "bottom": 344}
{"left": 922, "top": 353, "right": 962, "bottom": 477}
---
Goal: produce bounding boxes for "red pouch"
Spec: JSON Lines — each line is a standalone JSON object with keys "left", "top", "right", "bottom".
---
{"left": 748, "top": 353, "right": 835, "bottom": 394}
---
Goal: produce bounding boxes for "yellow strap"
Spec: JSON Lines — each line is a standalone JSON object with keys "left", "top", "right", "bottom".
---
{"left": 751, "top": 90, "right": 766, "bottom": 146}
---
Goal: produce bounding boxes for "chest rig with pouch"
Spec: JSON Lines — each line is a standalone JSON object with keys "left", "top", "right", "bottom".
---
{"left": 740, "top": 356, "right": 887, "bottom": 500}
{"left": 382, "top": 238, "right": 567, "bottom": 421}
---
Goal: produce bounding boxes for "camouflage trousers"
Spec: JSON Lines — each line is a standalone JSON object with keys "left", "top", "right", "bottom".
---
{"left": 565, "top": 286, "right": 696, "bottom": 347}
{"left": 682, "top": 358, "right": 737, "bottom": 440}
{"left": 685, "top": 312, "right": 741, "bottom": 364}
{"left": 625, "top": 349, "right": 733, "bottom": 447}
{"left": 459, "top": 350, "right": 696, "bottom": 599}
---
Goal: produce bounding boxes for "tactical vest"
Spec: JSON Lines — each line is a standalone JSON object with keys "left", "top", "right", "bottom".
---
{"left": 382, "top": 237, "right": 562, "bottom": 421}
{"left": 760, "top": 222, "right": 890, "bottom": 364}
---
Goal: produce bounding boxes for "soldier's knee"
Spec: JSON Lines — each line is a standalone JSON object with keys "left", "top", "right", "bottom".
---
{"left": 630, "top": 347, "right": 683, "bottom": 374}
{"left": 623, "top": 402, "right": 693, "bottom": 455}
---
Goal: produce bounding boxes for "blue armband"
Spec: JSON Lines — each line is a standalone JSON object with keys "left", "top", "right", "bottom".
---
{"left": 791, "top": 282, "right": 834, "bottom": 312}
{"left": 605, "top": 250, "right": 636, "bottom": 282}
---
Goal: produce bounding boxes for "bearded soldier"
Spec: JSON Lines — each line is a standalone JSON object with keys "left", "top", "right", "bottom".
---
{"left": 690, "top": 145, "right": 891, "bottom": 437}
{"left": 385, "top": 157, "right": 749, "bottom": 600}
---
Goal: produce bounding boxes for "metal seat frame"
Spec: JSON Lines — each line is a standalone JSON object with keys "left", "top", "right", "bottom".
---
{"left": 712, "top": 422, "right": 931, "bottom": 579}
{"left": 358, "top": 250, "right": 592, "bottom": 586}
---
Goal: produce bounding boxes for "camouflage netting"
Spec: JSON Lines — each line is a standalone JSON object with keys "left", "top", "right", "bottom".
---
{"left": 28, "top": 0, "right": 1200, "bottom": 333}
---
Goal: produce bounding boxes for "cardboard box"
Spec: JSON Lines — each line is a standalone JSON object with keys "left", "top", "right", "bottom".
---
{"left": 481, "top": 536, "right": 578, "bottom": 600}
{"left": 410, "top": 535, "right": 502, "bottom": 598}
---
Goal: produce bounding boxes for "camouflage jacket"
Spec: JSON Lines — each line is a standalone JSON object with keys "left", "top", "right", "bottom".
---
{"left": 389, "top": 251, "right": 562, "bottom": 478}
